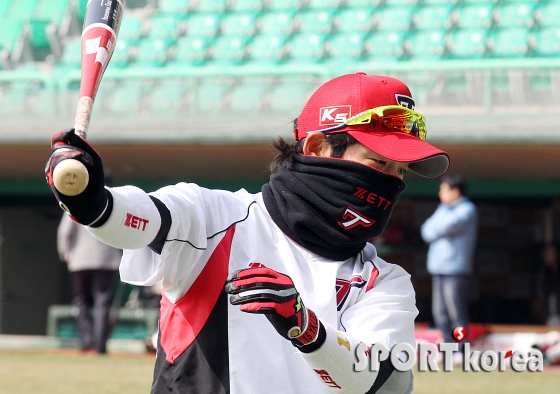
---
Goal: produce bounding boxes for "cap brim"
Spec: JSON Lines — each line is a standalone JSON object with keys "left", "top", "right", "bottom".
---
{"left": 347, "top": 130, "right": 450, "bottom": 178}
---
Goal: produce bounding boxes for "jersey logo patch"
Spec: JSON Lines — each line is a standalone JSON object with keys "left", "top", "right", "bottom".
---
{"left": 337, "top": 206, "right": 375, "bottom": 229}
{"left": 336, "top": 276, "right": 367, "bottom": 311}
{"left": 124, "top": 213, "right": 149, "bottom": 231}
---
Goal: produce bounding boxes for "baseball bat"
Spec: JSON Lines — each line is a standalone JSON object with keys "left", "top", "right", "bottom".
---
{"left": 53, "top": 0, "right": 125, "bottom": 196}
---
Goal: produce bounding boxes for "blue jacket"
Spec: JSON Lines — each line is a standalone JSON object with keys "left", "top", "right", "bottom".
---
{"left": 421, "top": 197, "right": 478, "bottom": 275}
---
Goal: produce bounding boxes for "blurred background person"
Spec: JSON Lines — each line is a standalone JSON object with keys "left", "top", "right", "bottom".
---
{"left": 421, "top": 174, "right": 478, "bottom": 360}
{"left": 57, "top": 173, "right": 122, "bottom": 354}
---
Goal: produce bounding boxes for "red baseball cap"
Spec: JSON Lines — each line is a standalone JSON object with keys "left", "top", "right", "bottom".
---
{"left": 295, "top": 72, "right": 449, "bottom": 178}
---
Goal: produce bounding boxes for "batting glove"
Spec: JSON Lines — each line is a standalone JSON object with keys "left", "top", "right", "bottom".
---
{"left": 45, "top": 128, "right": 110, "bottom": 226}
{"left": 225, "top": 266, "right": 326, "bottom": 351}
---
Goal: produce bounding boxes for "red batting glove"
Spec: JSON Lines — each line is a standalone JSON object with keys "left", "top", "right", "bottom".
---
{"left": 225, "top": 266, "right": 326, "bottom": 350}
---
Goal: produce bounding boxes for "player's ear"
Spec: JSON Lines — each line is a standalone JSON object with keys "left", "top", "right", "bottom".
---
{"left": 303, "top": 132, "right": 331, "bottom": 157}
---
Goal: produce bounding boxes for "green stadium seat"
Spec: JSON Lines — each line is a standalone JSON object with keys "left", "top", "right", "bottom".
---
{"left": 326, "top": 32, "right": 366, "bottom": 65}
{"left": 208, "top": 35, "right": 250, "bottom": 65}
{"left": 373, "top": 6, "right": 415, "bottom": 31}
{"left": 28, "top": 19, "right": 52, "bottom": 53}
{"left": 158, "top": 0, "right": 193, "bottom": 15}
{"left": 452, "top": 3, "right": 495, "bottom": 29}
{"left": 530, "top": 28, "right": 560, "bottom": 58}
{"left": 195, "top": 79, "right": 233, "bottom": 111}
{"left": 103, "top": 82, "right": 145, "bottom": 115}
{"left": 534, "top": 2, "right": 560, "bottom": 28}
{"left": 32, "top": 0, "right": 71, "bottom": 24}
{"left": 246, "top": 34, "right": 288, "bottom": 65}
{"left": 7, "top": 0, "right": 39, "bottom": 20}
{"left": 148, "top": 14, "right": 184, "bottom": 40}
{"left": 0, "top": 0, "right": 12, "bottom": 16}
{"left": 170, "top": 36, "right": 213, "bottom": 66}
{"left": 110, "top": 38, "right": 136, "bottom": 69}
{"left": 258, "top": 10, "right": 297, "bottom": 35}
{"left": 196, "top": 0, "right": 228, "bottom": 12}
{"left": 447, "top": 28, "right": 488, "bottom": 59}
{"left": 494, "top": 3, "right": 536, "bottom": 28}
{"left": 0, "top": 19, "right": 23, "bottom": 52}
{"left": 528, "top": 74, "right": 553, "bottom": 93}
{"left": 75, "top": 0, "right": 87, "bottom": 21}
{"left": 441, "top": 75, "right": 470, "bottom": 94}
{"left": 334, "top": 8, "right": 375, "bottom": 34}
{"left": 363, "top": 31, "right": 405, "bottom": 62}
{"left": 132, "top": 37, "right": 175, "bottom": 67}
{"left": 117, "top": 15, "right": 144, "bottom": 44}
{"left": 185, "top": 13, "right": 222, "bottom": 38}
{"left": 229, "top": 80, "right": 269, "bottom": 112}
{"left": 412, "top": 4, "right": 454, "bottom": 30}
{"left": 29, "top": 0, "right": 72, "bottom": 53}
{"left": 296, "top": 9, "right": 335, "bottom": 34}
{"left": 230, "top": 0, "right": 264, "bottom": 12}
{"left": 268, "top": 80, "right": 310, "bottom": 113}
{"left": 422, "top": 0, "right": 458, "bottom": 4}
{"left": 405, "top": 29, "right": 448, "bottom": 61}
{"left": 490, "top": 74, "right": 510, "bottom": 93}
{"left": 461, "top": 0, "right": 499, "bottom": 4}
{"left": 149, "top": 81, "right": 190, "bottom": 114}
{"left": 384, "top": 0, "right": 419, "bottom": 5}
{"left": 487, "top": 28, "right": 530, "bottom": 58}
{"left": 220, "top": 12, "right": 259, "bottom": 37}
{"left": 57, "top": 37, "right": 81, "bottom": 69}
{"left": 307, "top": 0, "right": 344, "bottom": 9}
{"left": 345, "top": 0, "right": 383, "bottom": 6}
{"left": 267, "top": 79, "right": 315, "bottom": 113}
{"left": 268, "top": 0, "right": 304, "bottom": 10}
{"left": 287, "top": 33, "right": 327, "bottom": 64}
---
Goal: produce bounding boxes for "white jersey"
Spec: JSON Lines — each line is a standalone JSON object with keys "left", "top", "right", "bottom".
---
{"left": 90, "top": 183, "right": 418, "bottom": 394}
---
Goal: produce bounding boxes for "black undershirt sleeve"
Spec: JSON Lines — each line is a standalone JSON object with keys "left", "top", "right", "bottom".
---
{"left": 365, "top": 357, "right": 395, "bottom": 394}
{"left": 148, "top": 196, "right": 172, "bottom": 254}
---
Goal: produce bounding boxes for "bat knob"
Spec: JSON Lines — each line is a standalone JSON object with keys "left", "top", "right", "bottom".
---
{"left": 53, "top": 159, "right": 90, "bottom": 196}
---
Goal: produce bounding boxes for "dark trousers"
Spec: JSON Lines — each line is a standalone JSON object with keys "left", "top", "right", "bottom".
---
{"left": 432, "top": 274, "right": 470, "bottom": 353}
{"left": 72, "top": 269, "right": 116, "bottom": 353}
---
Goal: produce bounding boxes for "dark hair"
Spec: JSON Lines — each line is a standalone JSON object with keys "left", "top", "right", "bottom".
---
{"left": 441, "top": 173, "right": 467, "bottom": 196}
{"left": 268, "top": 119, "right": 359, "bottom": 173}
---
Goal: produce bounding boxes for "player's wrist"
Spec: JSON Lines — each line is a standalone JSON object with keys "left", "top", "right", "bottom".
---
{"left": 59, "top": 187, "right": 111, "bottom": 226}
{"left": 86, "top": 188, "right": 113, "bottom": 227}
{"left": 294, "top": 317, "right": 326, "bottom": 353}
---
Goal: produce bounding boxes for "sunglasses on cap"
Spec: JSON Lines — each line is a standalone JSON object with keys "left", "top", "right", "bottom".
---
{"left": 306, "top": 105, "right": 427, "bottom": 141}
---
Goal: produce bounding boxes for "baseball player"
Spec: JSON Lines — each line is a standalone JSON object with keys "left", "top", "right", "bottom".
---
{"left": 45, "top": 73, "right": 449, "bottom": 393}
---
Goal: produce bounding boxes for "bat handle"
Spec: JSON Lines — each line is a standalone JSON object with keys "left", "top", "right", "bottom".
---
{"left": 52, "top": 97, "right": 95, "bottom": 196}
{"left": 73, "top": 96, "right": 94, "bottom": 139}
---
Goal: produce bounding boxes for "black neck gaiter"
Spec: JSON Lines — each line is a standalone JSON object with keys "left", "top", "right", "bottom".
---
{"left": 262, "top": 155, "right": 406, "bottom": 261}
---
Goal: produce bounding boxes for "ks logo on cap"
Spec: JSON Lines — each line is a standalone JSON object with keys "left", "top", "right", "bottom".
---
{"left": 320, "top": 105, "right": 352, "bottom": 126}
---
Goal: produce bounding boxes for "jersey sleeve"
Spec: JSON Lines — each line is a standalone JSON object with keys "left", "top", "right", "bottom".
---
{"left": 90, "top": 183, "right": 254, "bottom": 288}
{"left": 298, "top": 261, "right": 417, "bottom": 393}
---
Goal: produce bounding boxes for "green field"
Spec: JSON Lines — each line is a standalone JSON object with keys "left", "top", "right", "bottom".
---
{"left": 414, "top": 368, "right": 560, "bottom": 394}
{"left": 0, "top": 350, "right": 558, "bottom": 393}
{"left": 0, "top": 350, "right": 154, "bottom": 394}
